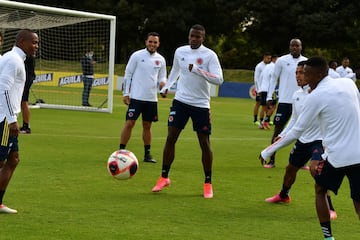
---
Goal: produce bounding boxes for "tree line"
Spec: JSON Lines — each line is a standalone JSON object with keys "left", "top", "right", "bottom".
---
{"left": 21, "top": 0, "right": 360, "bottom": 71}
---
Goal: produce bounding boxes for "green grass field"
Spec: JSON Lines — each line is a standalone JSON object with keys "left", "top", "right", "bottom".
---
{"left": 1, "top": 96, "right": 359, "bottom": 240}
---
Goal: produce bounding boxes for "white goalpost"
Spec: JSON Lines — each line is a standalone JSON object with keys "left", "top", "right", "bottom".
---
{"left": 0, "top": 0, "right": 116, "bottom": 113}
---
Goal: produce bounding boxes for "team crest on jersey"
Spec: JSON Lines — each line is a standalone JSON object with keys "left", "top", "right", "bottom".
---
{"left": 197, "top": 58, "right": 203, "bottom": 65}
{"left": 155, "top": 60, "right": 160, "bottom": 65}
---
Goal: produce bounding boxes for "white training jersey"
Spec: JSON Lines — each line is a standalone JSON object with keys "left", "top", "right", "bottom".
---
{"left": 0, "top": 46, "right": 27, "bottom": 123}
{"left": 162, "top": 45, "right": 223, "bottom": 108}
{"left": 123, "top": 48, "right": 167, "bottom": 102}
{"left": 336, "top": 65, "right": 356, "bottom": 81}
{"left": 279, "top": 85, "right": 321, "bottom": 143}
{"left": 254, "top": 61, "right": 267, "bottom": 92}
{"left": 258, "top": 62, "right": 274, "bottom": 93}
{"left": 268, "top": 54, "right": 307, "bottom": 103}
{"left": 262, "top": 76, "right": 360, "bottom": 168}
{"left": 328, "top": 68, "right": 340, "bottom": 78}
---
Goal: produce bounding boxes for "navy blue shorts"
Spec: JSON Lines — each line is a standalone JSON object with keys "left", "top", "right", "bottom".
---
{"left": 255, "top": 92, "right": 261, "bottom": 102}
{"left": 315, "top": 160, "right": 360, "bottom": 201}
{"left": 168, "top": 99, "right": 211, "bottom": 135}
{"left": 273, "top": 103, "right": 292, "bottom": 126}
{"left": 289, "top": 140, "right": 323, "bottom": 167}
{"left": 0, "top": 119, "right": 19, "bottom": 161}
{"left": 259, "top": 92, "right": 267, "bottom": 106}
{"left": 125, "top": 99, "right": 158, "bottom": 122}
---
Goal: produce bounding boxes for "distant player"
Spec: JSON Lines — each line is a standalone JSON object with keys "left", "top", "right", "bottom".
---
{"left": 253, "top": 53, "right": 271, "bottom": 126}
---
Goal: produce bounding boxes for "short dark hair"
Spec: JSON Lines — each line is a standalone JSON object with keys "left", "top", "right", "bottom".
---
{"left": 328, "top": 60, "right": 337, "bottom": 68}
{"left": 191, "top": 24, "right": 205, "bottom": 32}
{"left": 305, "top": 56, "right": 329, "bottom": 73}
{"left": 147, "top": 32, "right": 160, "bottom": 38}
{"left": 298, "top": 60, "right": 307, "bottom": 66}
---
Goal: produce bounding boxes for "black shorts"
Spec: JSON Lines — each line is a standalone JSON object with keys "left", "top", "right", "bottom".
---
{"left": 315, "top": 160, "right": 360, "bottom": 201}
{"left": 0, "top": 119, "right": 19, "bottom": 161}
{"left": 168, "top": 99, "right": 211, "bottom": 135}
{"left": 255, "top": 93, "right": 261, "bottom": 102}
{"left": 125, "top": 99, "right": 158, "bottom": 122}
{"left": 273, "top": 103, "right": 292, "bottom": 126}
{"left": 259, "top": 92, "right": 267, "bottom": 106}
{"left": 289, "top": 140, "right": 323, "bottom": 167}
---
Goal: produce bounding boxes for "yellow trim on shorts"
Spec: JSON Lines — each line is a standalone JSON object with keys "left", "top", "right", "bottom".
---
{"left": 1, "top": 120, "right": 9, "bottom": 147}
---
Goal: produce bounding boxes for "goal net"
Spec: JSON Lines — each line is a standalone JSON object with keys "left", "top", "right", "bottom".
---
{"left": 0, "top": 0, "right": 116, "bottom": 113}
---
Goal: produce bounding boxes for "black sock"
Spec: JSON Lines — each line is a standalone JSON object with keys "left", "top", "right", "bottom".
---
{"left": 320, "top": 221, "right": 332, "bottom": 238}
{"left": 23, "top": 122, "right": 29, "bottom": 128}
{"left": 254, "top": 115, "right": 258, "bottom": 122}
{"left": 0, "top": 190, "right": 5, "bottom": 205}
{"left": 144, "top": 145, "right": 151, "bottom": 157}
{"left": 161, "top": 165, "right": 170, "bottom": 178}
{"left": 119, "top": 144, "right": 126, "bottom": 150}
{"left": 205, "top": 171, "right": 212, "bottom": 183}
{"left": 264, "top": 115, "right": 270, "bottom": 122}
{"left": 280, "top": 185, "right": 290, "bottom": 199}
{"left": 327, "top": 195, "right": 335, "bottom": 211}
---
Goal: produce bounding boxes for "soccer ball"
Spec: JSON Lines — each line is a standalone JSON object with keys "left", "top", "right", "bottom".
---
{"left": 107, "top": 149, "right": 139, "bottom": 180}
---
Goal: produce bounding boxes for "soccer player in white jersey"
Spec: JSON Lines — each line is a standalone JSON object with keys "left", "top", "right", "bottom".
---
{"left": 328, "top": 60, "right": 340, "bottom": 78}
{"left": 260, "top": 56, "right": 360, "bottom": 240}
{"left": 120, "top": 32, "right": 167, "bottom": 163}
{"left": 152, "top": 24, "right": 224, "bottom": 198}
{"left": 336, "top": 57, "right": 356, "bottom": 81}
{"left": 262, "top": 61, "right": 337, "bottom": 220}
{"left": 258, "top": 54, "right": 278, "bottom": 129}
{"left": 253, "top": 53, "right": 271, "bottom": 126}
{"left": 265, "top": 39, "right": 307, "bottom": 168}
{"left": 0, "top": 29, "right": 39, "bottom": 214}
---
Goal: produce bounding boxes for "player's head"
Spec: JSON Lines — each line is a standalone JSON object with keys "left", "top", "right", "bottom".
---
{"left": 262, "top": 52, "right": 272, "bottom": 64}
{"left": 296, "top": 60, "right": 307, "bottom": 87}
{"left": 341, "top": 57, "right": 350, "bottom": 67}
{"left": 328, "top": 60, "right": 338, "bottom": 70}
{"left": 304, "top": 56, "right": 329, "bottom": 90}
{"left": 188, "top": 24, "right": 205, "bottom": 49}
{"left": 145, "top": 32, "right": 160, "bottom": 54}
{"left": 289, "top": 38, "right": 302, "bottom": 58}
{"left": 15, "top": 29, "right": 39, "bottom": 57}
{"left": 271, "top": 54, "right": 278, "bottom": 63}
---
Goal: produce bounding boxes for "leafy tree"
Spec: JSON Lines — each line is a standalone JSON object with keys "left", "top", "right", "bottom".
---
{"left": 15, "top": 0, "right": 360, "bottom": 71}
